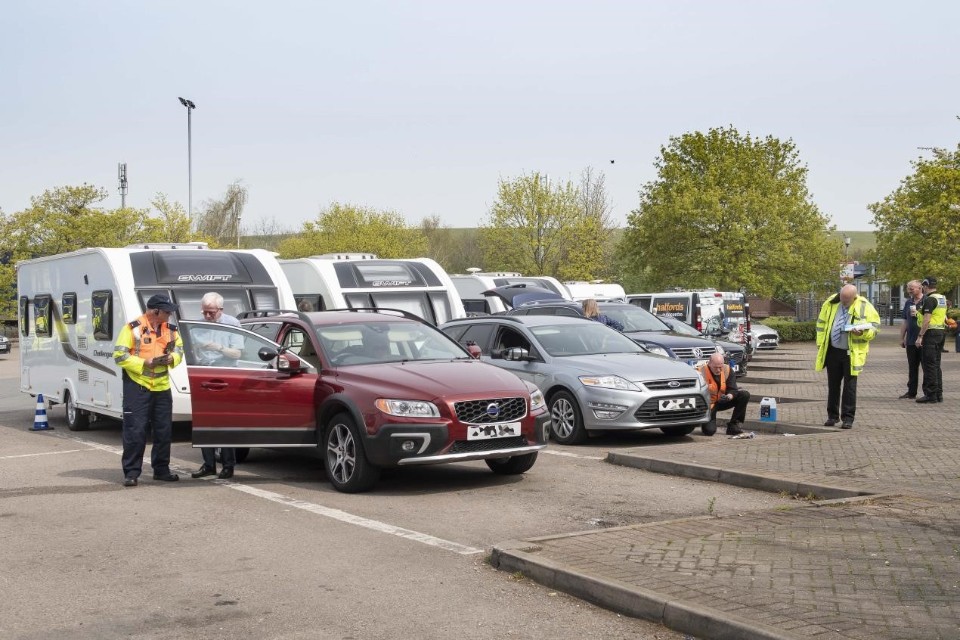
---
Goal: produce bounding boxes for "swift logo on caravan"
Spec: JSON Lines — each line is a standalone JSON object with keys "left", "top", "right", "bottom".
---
{"left": 177, "top": 274, "right": 233, "bottom": 282}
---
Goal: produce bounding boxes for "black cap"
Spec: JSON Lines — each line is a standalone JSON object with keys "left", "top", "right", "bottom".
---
{"left": 146, "top": 294, "right": 179, "bottom": 313}
{"left": 922, "top": 277, "right": 937, "bottom": 287}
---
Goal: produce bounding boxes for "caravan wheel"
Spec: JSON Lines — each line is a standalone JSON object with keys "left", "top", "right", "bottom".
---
{"left": 65, "top": 392, "right": 90, "bottom": 431}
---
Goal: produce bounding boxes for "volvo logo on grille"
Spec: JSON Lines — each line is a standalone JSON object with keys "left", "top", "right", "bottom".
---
{"left": 485, "top": 403, "right": 501, "bottom": 417}
{"left": 668, "top": 380, "right": 680, "bottom": 388}
{"left": 692, "top": 348, "right": 703, "bottom": 359}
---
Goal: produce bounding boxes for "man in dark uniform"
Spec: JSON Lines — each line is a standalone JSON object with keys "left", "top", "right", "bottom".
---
{"left": 915, "top": 277, "right": 946, "bottom": 403}
{"left": 898, "top": 280, "right": 923, "bottom": 399}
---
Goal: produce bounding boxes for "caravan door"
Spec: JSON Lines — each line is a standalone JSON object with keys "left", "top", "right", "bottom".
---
{"left": 178, "top": 321, "right": 318, "bottom": 448}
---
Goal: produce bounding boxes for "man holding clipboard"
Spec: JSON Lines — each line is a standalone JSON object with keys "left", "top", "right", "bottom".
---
{"left": 814, "top": 284, "right": 881, "bottom": 429}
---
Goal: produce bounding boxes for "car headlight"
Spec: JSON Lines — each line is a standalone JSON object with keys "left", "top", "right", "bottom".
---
{"left": 529, "top": 389, "right": 546, "bottom": 411}
{"left": 714, "top": 344, "right": 725, "bottom": 355}
{"left": 579, "top": 375, "right": 641, "bottom": 391}
{"left": 375, "top": 399, "right": 440, "bottom": 418}
{"left": 639, "top": 343, "right": 671, "bottom": 358}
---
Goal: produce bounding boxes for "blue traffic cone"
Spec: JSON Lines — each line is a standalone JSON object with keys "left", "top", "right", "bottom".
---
{"left": 30, "top": 394, "right": 53, "bottom": 431}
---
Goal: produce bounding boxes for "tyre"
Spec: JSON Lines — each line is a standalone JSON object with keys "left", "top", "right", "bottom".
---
{"left": 323, "top": 412, "right": 380, "bottom": 493}
{"left": 234, "top": 448, "right": 250, "bottom": 463}
{"left": 485, "top": 452, "right": 538, "bottom": 475}
{"left": 549, "top": 391, "right": 587, "bottom": 445}
{"left": 660, "top": 425, "right": 696, "bottom": 437}
{"left": 65, "top": 391, "right": 90, "bottom": 431}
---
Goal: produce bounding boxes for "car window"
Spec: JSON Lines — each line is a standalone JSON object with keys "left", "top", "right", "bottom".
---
{"left": 454, "top": 323, "right": 496, "bottom": 354}
{"left": 555, "top": 307, "right": 581, "bottom": 317}
{"left": 493, "top": 326, "right": 534, "bottom": 358}
{"left": 181, "top": 321, "right": 294, "bottom": 370}
{"left": 316, "top": 321, "right": 467, "bottom": 365}
{"left": 529, "top": 323, "right": 644, "bottom": 356}
{"left": 244, "top": 321, "right": 283, "bottom": 342}
{"left": 602, "top": 306, "right": 670, "bottom": 331}
{"left": 523, "top": 306, "right": 556, "bottom": 316}
{"left": 660, "top": 317, "right": 703, "bottom": 337}
{"left": 280, "top": 327, "right": 322, "bottom": 369}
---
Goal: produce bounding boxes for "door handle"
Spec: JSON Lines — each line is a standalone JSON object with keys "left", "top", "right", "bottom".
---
{"left": 200, "top": 381, "right": 228, "bottom": 390}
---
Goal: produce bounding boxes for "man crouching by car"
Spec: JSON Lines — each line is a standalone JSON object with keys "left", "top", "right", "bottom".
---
{"left": 696, "top": 352, "right": 750, "bottom": 436}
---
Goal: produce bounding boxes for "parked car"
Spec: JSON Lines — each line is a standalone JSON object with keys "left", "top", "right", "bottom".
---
{"left": 440, "top": 315, "right": 711, "bottom": 444}
{"left": 655, "top": 315, "right": 748, "bottom": 376}
{"left": 750, "top": 322, "right": 780, "bottom": 350}
{"left": 176, "top": 309, "right": 549, "bottom": 493}
{"left": 501, "top": 298, "right": 743, "bottom": 374}
{"left": 0, "top": 335, "right": 10, "bottom": 355}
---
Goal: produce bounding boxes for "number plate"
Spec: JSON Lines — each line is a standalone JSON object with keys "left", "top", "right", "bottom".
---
{"left": 659, "top": 397, "right": 697, "bottom": 412}
{"left": 467, "top": 421, "right": 522, "bottom": 440}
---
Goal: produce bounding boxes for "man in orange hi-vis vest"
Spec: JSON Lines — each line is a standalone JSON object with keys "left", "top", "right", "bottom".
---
{"left": 695, "top": 352, "right": 751, "bottom": 436}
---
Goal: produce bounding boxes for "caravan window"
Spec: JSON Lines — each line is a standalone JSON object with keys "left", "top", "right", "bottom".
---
{"left": 91, "top": 290, "right": 113, "bottom": 341}
{"left": 19, "top": 296, "right": 29, "bottom": 337}
{"left": 34, "top": 295, "right": 52, "bottom": 337}
{"left": 344, "top": 292, "right": 442, "bottom": 324}
{"left": 62, "top": 293, "right": 77, "bottom": 324}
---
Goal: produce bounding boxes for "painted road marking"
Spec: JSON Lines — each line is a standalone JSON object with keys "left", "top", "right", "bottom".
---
{"left": 542, "top": 449, "right": 604, "bottom": 461}
{"left": 0, "top": 449, "right": 85, "bottom": 460}
{"left": 52, "top": 433, "right": 483, "bottom": 556}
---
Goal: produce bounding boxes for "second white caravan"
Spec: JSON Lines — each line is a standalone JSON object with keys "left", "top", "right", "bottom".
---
{"left": 17, "top": 243, "right": 295, "bottom": 429}
{"left": 280, "top": 254, "right": 465, "bottom": 324}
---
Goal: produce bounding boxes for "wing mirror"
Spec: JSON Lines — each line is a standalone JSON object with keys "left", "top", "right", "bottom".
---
{"left": 503, "top": 346, "right": 531, "bottom": 361}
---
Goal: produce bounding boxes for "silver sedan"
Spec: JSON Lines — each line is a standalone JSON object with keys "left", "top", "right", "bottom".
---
{"left": 440, "top": 315, "right": 710, "bottom": 444}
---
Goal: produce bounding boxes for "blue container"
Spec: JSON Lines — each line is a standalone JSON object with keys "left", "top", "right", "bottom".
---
{"left": 759, "top": 397, "right": 777, "bottom": 422}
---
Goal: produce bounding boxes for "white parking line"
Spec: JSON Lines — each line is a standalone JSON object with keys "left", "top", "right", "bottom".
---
{"left": 541, "top": 449, "right": 604, "bottom": 461}
{"left": 52, "top": 432, "right": 484, "bottom": 556}
{"left": 0, "top": 449, "right": 85, "bottom": 460}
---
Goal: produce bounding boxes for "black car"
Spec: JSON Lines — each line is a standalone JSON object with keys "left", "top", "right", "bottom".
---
{"left": 656, "top": 314, "right": 748, "bottom": 376}
{"left": 504, "top": 299, "right": 746, "bottom": 375}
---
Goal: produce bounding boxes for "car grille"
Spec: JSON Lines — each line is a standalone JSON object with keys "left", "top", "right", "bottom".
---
{"left": 643, "top": 378, "right": 699, "bottom": 390}
{"left": 726, "top": 350, "right": 744, "bottom": 365}
{"left": 454, "top": 397, "right": 527, "bottom": 424}
{"left": 671, "top": 346, "right": 718, "bottom": 360}
{"left": 450, "top": 436, "right": 528, "bottom": 453}
{"left": 634, "top": 395, "right": 708, "bottom": 423}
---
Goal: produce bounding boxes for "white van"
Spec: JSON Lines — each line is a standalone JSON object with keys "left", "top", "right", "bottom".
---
{"left": 17, "top": 243, "right": 295, "bottom": 429}
{"left": 563, "top": 281, "right": 626, "bottom": 303}
{"left": 280, "top": 254, "right": 464, "bottom": 325}
{"left": 450, "top": 272, "right": 572, "bottom": 314}
{"left": 627, "top": 290, "right": 725, "bottom": 333}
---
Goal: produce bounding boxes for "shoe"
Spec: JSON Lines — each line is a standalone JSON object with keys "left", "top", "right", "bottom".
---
{"left": 916, "top": 396, "right": 937, "bottom": 404}
{"left": 153, "top": 472, "right": 180, "bottom": 482}
{"left": 217, "top": 468, "right": 234, "bottom": 479}
{"left": 123, "top": 477, "right": 138, "bottom": 487}
{"left": 841, "top": 422, "right": 853, "bottom": 429}
{"left": 191, "top": 466, "right": 217, "bottom": 479}
{"left": 725, "top": 423, "right": 744, "bottom": 436}
{"left": 937, "top": 396, "right": 943, "bottom": 403}
{"left": 824, "top": 419, "right": 838, "bottom": 427}
{"left": 702, "top": 420, "right": 717, "bottom": 436}
{"left": 898, "top": 392, "right": 916, "bottom": 399}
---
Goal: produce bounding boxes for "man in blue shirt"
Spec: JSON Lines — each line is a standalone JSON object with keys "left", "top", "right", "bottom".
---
{"left": 898, "top": 280, "right": 923, "bottom": 399}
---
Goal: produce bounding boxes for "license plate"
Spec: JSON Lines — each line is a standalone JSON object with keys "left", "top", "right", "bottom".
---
{"left": 659, "top": 397, "right": 697, "bottom": 411}
{"left": 731, "top": 363, "right": 739, "bottom": 372}
{"left": 467, "top": 421, "right": 522, "bottom": 440}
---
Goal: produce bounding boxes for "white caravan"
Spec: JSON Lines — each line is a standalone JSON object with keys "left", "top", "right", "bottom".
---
{"left": 450, "top": 272, "right": 572, "bottom": 315}
{"left": 17, "top": 243, "right": 295, "bottom": 429}
{"left": 562, "top": 280, "right": 627, "bottom": 303}
{"left": 279, "top": 254, "right": 464, "bottom": 325}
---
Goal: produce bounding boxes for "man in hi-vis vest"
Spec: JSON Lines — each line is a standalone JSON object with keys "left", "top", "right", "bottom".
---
{"left": 695, "top": 352, "right": 750, "bottom": 436}
{"left": 914, "top": 276, "right": 946, "bottom": 404}
{"left": 113, "top": 294, "right": 184, "bottom": 486}
{"left": 815, "top": 284, "right": 880, "bottom": 429}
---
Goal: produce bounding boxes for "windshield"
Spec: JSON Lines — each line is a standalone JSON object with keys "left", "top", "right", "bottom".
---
{"left": 660, "top": 317, "right": 703, "bottom": 337}
{"left": 600, "top": 306, "right": 671, "bottom": 332}
{"left": 530, "top": 323, "right": 645, "bottom": 356}
{"left": 316, "top": 321, "right": 468, "bottom": 365}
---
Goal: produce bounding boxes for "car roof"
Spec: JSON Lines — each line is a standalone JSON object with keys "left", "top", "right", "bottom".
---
{"left": 239, "top": 308, "right": 427, "bottom": 327}
{"left": 444, "top": 314, "right": 592, "bottom": 328}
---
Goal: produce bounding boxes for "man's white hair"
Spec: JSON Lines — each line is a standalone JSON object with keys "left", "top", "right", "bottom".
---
{"left": 201, "top": 292, "right": 224, "bottom": 308}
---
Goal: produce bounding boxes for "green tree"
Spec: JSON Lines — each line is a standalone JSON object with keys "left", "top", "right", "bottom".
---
{"left": 869, "top": 144, "right": 960, "bottom": 290}
{"left": 276, "top": 202, "right": 427, "bottom": 258}
{"left": 617, "top": 126, "right": 839, "bottom": 297}
{"left": 479, "top": 169, "right": 614, "bottom": 280}
{"left": 194, "top": 180, "right": 248, "bottom": 248}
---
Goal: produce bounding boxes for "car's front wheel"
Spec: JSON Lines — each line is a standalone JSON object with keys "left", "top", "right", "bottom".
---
{"left": 660, "top": 425, "right": 696, "bottom": 437}
{"left": 323, "top": 413, "right": 380, "bottom": 493}
{"left": 485, "top": 452, "right": 538, "bottom": 475}
{"left": 549, "top": 391, "right": 587, "bottom": 445}
{"left": 65, "top": 391, "right": 90, "bottom": 431}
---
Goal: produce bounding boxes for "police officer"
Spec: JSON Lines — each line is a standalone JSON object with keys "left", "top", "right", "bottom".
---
{"left": 915, "top": 277, "right": 946, "bottom": 403}
{"left": 695, "top": 352, "right": 750, "bottom": 436}
{"left": 114, "top": 294, "right": 184, "bottom": 486}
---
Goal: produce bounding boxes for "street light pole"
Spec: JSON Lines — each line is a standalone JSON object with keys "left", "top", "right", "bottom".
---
{"left": 178, "top": 97, "right": 196, "bottom": 226}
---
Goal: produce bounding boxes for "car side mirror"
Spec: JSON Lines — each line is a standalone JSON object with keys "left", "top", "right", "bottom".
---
{"left": 503, "top": 346, "right": 531, "bottom": 361}
{"left": 258, "top": 346, "right": 281, "bottom": 361}
{"left": 277, "top": 352, "right": 303, "bottom": 375}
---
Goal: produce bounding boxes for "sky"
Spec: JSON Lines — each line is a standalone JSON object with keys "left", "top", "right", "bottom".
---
{"left": 2, "top": 1, "right": 958, "bottom": 233}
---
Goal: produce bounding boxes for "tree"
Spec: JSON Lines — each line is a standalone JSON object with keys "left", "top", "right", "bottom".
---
{"left": 869, "top": 144, "right": 960, "bottom": 290}
{"left": 194, "top": 180, "right": 248, "bottom": 248}
{"left": 149, "top": 194, "right": 192, "bottom": 243}
{"left": 276, "top": 202, "right": 427, "bottom": 258}
{"left": 617, "top": 126, "right": 839, "bottom": 298}
{"left": 478, "top": 169, "right": 614, "bottom": 280}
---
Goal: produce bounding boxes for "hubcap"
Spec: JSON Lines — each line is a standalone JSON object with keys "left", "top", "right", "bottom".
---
{"left": 66, "top": 397, "right": 76, "bottom": 423}
{"left": 326, "top": 423, "right": 356, "bottom": 484}
{"left": 551, "top": 398, "right": 575, "bottom": 438}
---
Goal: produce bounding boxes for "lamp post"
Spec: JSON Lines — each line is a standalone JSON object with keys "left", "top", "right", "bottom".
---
{"left": 178, "top": 97, "right": 196, "bottom": 225}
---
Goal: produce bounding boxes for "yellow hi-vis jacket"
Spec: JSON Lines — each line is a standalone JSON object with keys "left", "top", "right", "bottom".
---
{"left": 113, "top": 314, "right": 184, "bottom": 391}
{"left": 916, "top": 293, "right": 947, "bottom": 329}
{"left": 815, "top": 294, "right": 881, "bottom": 376}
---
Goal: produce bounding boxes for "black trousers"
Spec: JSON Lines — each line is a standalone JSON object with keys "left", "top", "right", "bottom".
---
{"left": 201, "top": 446, "right": 235, "bottom": 470}
{"left": 712, "top": 389, "right": 751, "bottom": 423}
{"left": 920, "top": 330, "right": 945, "bottom": 399}
{"left": 905, "top": 343, "right": 922, "bottom": 396}
{"left": 825, "top": 345, "right": 858, "bottom": 424}
{"left": 121, "top": 376, "right": 173, "bottom": 479}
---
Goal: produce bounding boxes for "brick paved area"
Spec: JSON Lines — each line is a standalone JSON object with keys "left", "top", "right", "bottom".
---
{"left": 493, "top": 330, "right": 960, "bottom": 640}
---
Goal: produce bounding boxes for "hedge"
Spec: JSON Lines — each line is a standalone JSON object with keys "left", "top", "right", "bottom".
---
{"left": 760, "top": 318, "right": 817, "bottom": 342}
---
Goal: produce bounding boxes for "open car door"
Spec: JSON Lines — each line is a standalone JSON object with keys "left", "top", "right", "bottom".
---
{"left": 178, "top": 321, "right": 318, "bottom": 448}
